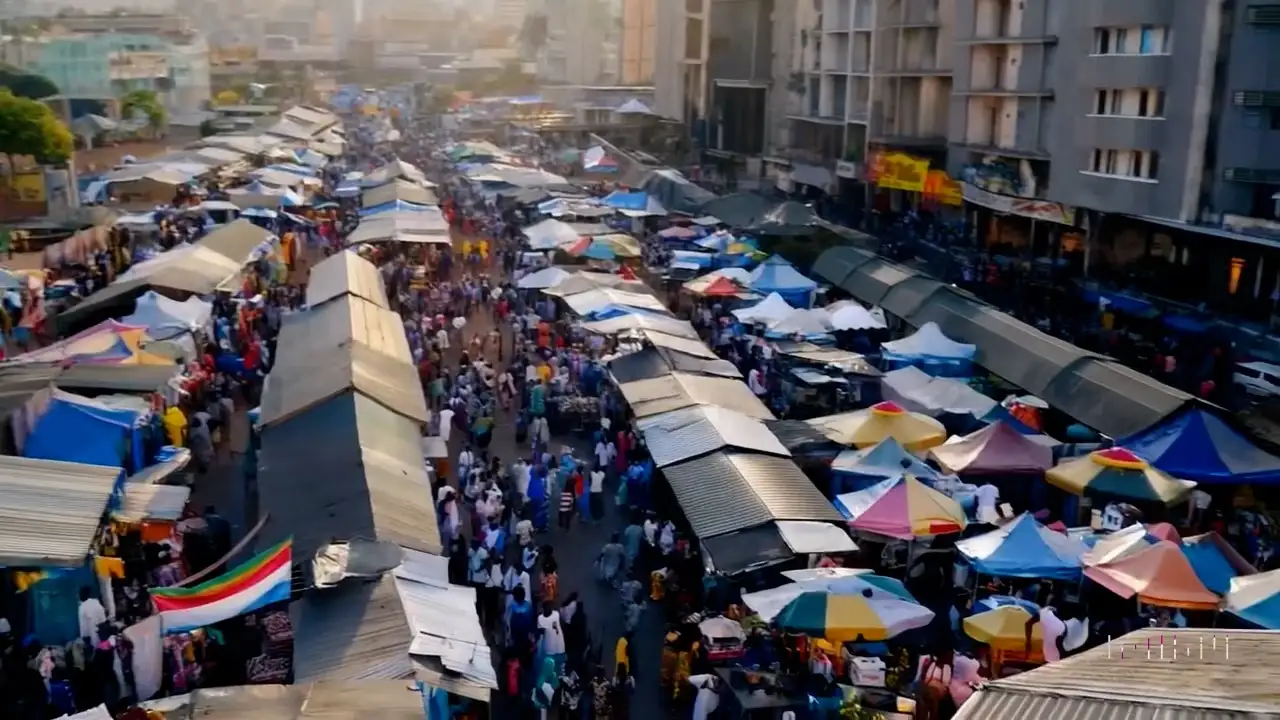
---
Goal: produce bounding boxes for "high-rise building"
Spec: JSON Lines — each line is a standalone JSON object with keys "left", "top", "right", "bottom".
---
{"left": 620, "top": 0, "right": 656, "bottom": 85}
{"left": 653, "top": 0, "right": 709, "bottom": 129}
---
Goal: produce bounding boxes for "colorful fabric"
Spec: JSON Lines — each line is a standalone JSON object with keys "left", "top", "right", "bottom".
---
{"left": 1047, "top": 447, "right": 1196, "bottom": 505}
{"left": 151, "top": 540, "right": 292, "bottom": 633}
{"left": 835, "top": 475, "right": 966, "bottom": 540}
{"left": 807, "top": 402, "right": 946, "bottom": 451}
{"left": 772, "top": 590, "right": 934, "bottom": 643}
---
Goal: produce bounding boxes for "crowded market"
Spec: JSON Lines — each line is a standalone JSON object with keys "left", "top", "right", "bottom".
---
{"left": 0, "top": 88, "right": 1278, "bottom": 720}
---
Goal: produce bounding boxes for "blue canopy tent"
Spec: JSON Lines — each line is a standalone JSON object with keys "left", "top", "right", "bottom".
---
{"left": 749, "top": 255, "right": 818, "bottom": 308}
{"left": 23, "top": 391, "right": 145, "bottom": 472}
{"left": 880, "top": 322, "right": 977, "bottom": 378}
{"left": 955, "top": 513, "right": 1087, "bottom": 580}
{"left": 584, "top": 305, "right": 673, "bottom": 321}
{"left": 1181, "top": 532, "right": 1257, "bottom": 594}
{"left": 1118, "top": 407, "right": 1280, "bottom": 484}
{"left": 830, "top": 437, "right": 953, "bottom": 494}
{"left": 361, "top": 199, "right": 434, "bottom": 217}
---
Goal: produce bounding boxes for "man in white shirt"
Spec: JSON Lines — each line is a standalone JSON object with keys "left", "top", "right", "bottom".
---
{"left": 748, "top": 368, "right": 767, "bottom": 396}
{"left": 435, "top": 327, "right": 450, "bottom": 350}
{"left": 594, "top": 439, "right": 615, "bottom": 471}
{"left": 438, "top": 408, "right": 455, "bottom": 443}
{"left": 458, "top": 447, "right": 475, "bottom": 483}
{"left": 975, "top": 483, "right": 1000, "bottom": 524}
{"left": 643, "top": 514, "right": 659, "bottom": 545}
{"left": 78, "top": 588, "right": 107, "bottom": 644}
{"left": 589, "top": 468, "right": 606, "bottom": 523}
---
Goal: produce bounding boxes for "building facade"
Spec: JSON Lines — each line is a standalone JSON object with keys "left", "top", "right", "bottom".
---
{"left": 653, "top": 0, "right": 710, "bottom": 129}
{"left": 620, "top": 0, "right": 657, "bottom": 85}
{"left": 20, "top": 30, "right": 211, "bottom": 117}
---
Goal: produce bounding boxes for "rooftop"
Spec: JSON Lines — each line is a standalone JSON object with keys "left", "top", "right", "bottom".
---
{"left": 956, "top": 628, "right": 1280, "bottom": 719}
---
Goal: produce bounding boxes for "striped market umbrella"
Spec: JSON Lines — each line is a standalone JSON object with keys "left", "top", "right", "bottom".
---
{"left": 773, "top": 590, "right": 934, "bottom": 643}
{"left": 807, "top": 401, "right": 947, "bottom": 451}
{"left": 836, "top": 475, "right": 967, "bottom": 540}
{"left": 963, "top": 606, "right": 1042, "bottom": 651}
{"left": 1047, "top": 447, "right": 1197, "bottom": 505}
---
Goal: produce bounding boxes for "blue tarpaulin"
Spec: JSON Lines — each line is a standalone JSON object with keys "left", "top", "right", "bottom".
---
{"left": 749, "top": 255, "right": 817, "bottom": 308}
{"left": 1119, "top": 408, "right": 1280, "bottom": 484}
{"left": 1181, "top": 533, "right": 1255, "bottom": 594}
{"left": 601, "top": 190, "right": 649, "bottom": 211}
{"left": 23, "top": 392, "right": 144, "bottom": 472}
{"left": 955, "top": 513, "right": 1086, "bottom": 580}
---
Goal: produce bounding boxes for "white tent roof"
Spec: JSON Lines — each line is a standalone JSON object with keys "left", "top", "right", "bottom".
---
{"left": 897, "top": 376, "right": 998, "bottom": 417}
{"left": 565, "top": 288, "right": 670, "bottom": 316}
{"left": 637, "top": 405, "right": 790, "bottom": 468}
{"left": 517, "top": 267, "right": 573, "bottom": 289}
{"left": 615, "top": 99, "right": 654, "bottom": 115}
{"left": 582, "top": 314, "right": 699, "bottom": 339}
{"left": 768, "top": 308, "right": 833, "bottom": 336}
{"left": 881, "top": 321, "right": 977, "bottom": 360}
{"left": 732, "top": 292, "right": 794, "bottom": 324}
{"left": 522, "top": 218, "right": 581, "bottom": 250}
{"left": 826, "top": 301, "right": 886, "bottom": 331}
{"left": 122, "top": 291, "right": 212, "bottom": 339}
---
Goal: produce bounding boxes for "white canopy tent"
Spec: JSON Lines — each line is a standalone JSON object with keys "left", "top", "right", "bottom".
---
{"left": 732, "top": 292, "right": 794, "bottom": 324}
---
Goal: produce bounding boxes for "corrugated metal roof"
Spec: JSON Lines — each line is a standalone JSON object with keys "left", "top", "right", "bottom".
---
{"left": 114, "top": 482, "right": 191, "bottom": 522}
{"left": 609, "top": 347, "right": 742, "bottom": 384}
{"left": 662, "top": 451, "right": 843, "bottom": 538}
{"left": 953, "top": 688, "right": 1256, "bottom": 720}
{"left": 125, "top": 448, "right": 191, "bottom": 485}
{"left": 258, "top": 392, "right": 441, "bottom": 562}
{"left": 637, "top": 405, "right": 790, "bottom": 468}
{"left": 638, "top": 329, "right": 721, "bottom": 359}
{"left": 701, "top": 524, "right": 794, "bottom": 575}
{"left": 764, "top": 420, "right": 846, "bottom": 458}
{"left": 276, "top": 294, "right": 413, "bottom": 365}
{"left": 306, "top": 251, "right": 390, "bottom": 310}
{"left": 955, "top": 628, "right": 1280, "bottom": 718}
{"left": 582, "top": 314, "right": 699, "bottom": 339}
{"left": 259, "top": 340, "right": 429, "bottom": 428}
{"left": 393, "top": 548, "right": 497, "bottom": 701}
{"left": 0, "top": 456, "right": 120, "bottom": 567}
{"left": 618, "top": 372, "right": 775, "bottom": 419}
{"left": 291, "top": 574, "right": 416, "bottom": 683}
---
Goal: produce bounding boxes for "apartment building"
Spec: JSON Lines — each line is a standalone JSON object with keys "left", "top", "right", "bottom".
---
{"left": 620, "top": 0, "right": 657, "bottom": 85}
{"left": 11, "top": 27, "right": 211, "bottom": 117}
{"left": 537, "top": 0, "right": 618, "bottom": 85}
{"left": 653, "top": 0, "right": 710, "bottom": 130}
{"left": 1211, "top": 2, "right": 1280, "bottom": 231}
{"left": 704, "top": 0, "right": 773, "bottom": 163}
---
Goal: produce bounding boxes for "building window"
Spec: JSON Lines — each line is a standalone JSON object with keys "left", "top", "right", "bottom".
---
{"left": 1088, "top": 149, "right": 1160, "bottom": 181}
{"left": 1093, "top": 26, "right": 1170, "bottom": 55}
{"left": 1091, "top": 88, "right": 1165, "bottom": 118}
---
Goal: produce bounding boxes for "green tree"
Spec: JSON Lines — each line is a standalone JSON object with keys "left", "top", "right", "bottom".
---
{"left": 0, "top": 89, "right": 74, "bottom": 176}
{"left": 0, "top": 63, "right": 60, "bottom": 100}
{"left": 120, "top": 89, "right": 167, "bottom": 136}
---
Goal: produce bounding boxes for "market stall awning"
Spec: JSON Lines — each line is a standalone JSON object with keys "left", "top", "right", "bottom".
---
{"left": 258, "top": 392, "right": 441, "bottom": 563}
{"left": 565, "top": 288, "right": 670, "bottom": 316}
{"left": 361, "top": 180, "right": 437, "bottom": 208}
{"left": 607, "top": 347, "right": 741, "bottom": 384}
{"left": 832, "top": 437, "right": 953, "bottom": 485}
{"left": 1117, "top": 407, "right": 1280, "bottom": 485}
{"left": 835, "top": 474, "right": 967, "bottom": 540}
{"left": 306, "top": 250, "right": 390, "bottom": 310}
{"left": 813, "top": 245, "right": 1195, "bottom": 438}
{"left": 0, "top": 456, "right": 121, "bottom": 567}
{"left": 807, "top": 401, "right": 946, "bottom": 451}
{"left": 662, "top": 451, "right": 843, "bottom": 539}
{"left": 956, "top": 513, "right": 1087, "bottom": 580}
{"left": 260, "top": 339, "right": 429, "bottom": 428}
{"left": 618, "top": 372, "right": 774, "bottom": 420}
{"left": 636, "top": 405, "right": 790, "bottom": 467}
{"left": 929, "top": 421, "right": 1054, "bottom": 474}
{"left": 582, "top": 313, "right": 698, "bottom": 340}
{"left": 1084, "top": 540, "right": 1220, "bottom": 610}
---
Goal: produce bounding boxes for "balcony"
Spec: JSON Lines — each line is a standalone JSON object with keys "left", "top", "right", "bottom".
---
{"left": 950, "top": 140, "right": 1050, "bottom": 160}
{"left": 1224, "top": 167, "right": 1280, "bottom": 184}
